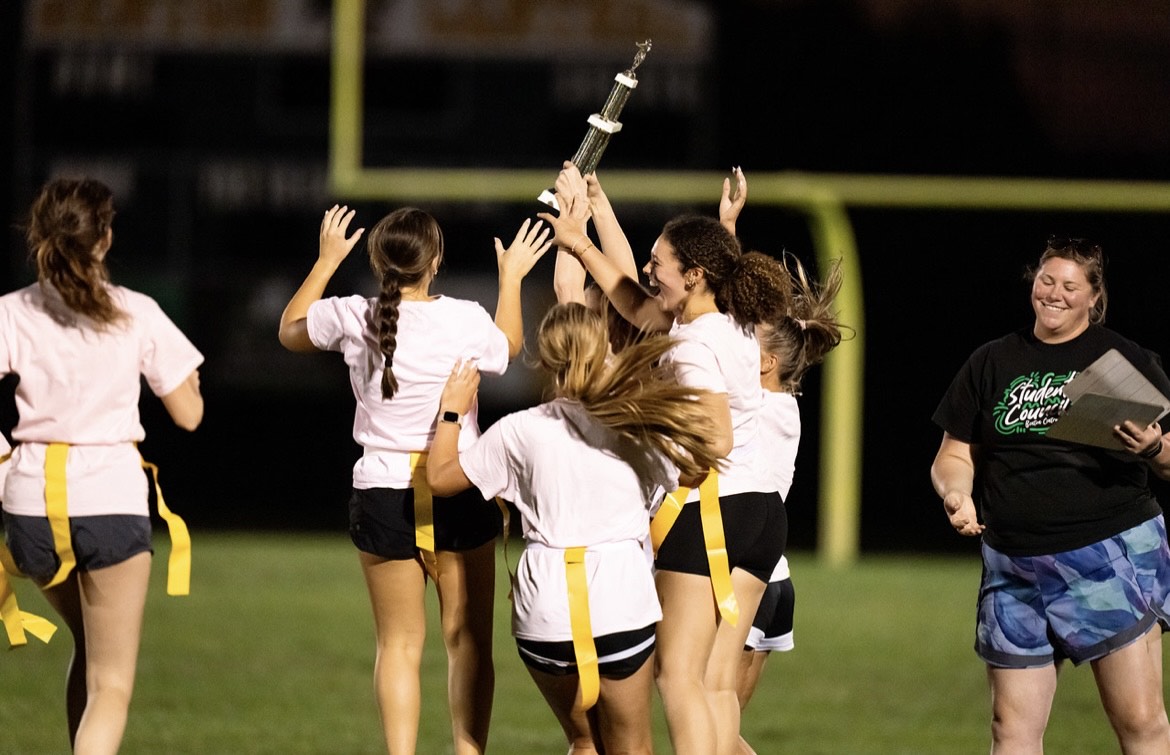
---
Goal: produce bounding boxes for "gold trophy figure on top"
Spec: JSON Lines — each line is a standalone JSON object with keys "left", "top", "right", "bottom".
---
{"left": 538, "top": 39, "right": 652, "bottom": 209}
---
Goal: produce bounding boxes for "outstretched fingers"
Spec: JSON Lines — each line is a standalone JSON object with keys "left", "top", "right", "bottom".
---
{"left": 319, "top": 204, "right": 365, "bottom": 263}
{"left": 496, "top": 218, "right": 552, "bottom": 280}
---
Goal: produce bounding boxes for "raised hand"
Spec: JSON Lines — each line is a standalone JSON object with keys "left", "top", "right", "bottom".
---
{"left": 319, "top": 204, "right": 365, "bottom": 266}
{"left": 537, "top": 163, "right": 593, "bottom": 253}
{"left": 719, "top": 166, "right": 747, "bottom": 235}
{"left": 496, "top": 218, "right": 553, "bottom": 283}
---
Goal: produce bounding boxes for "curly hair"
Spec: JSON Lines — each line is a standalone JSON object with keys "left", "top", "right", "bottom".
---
{"left": 660, "top": 214, "right": 791, "bottom": 327}
{"left": 25, "top": 177, "right": 126, "bottom": 327}
{"left": 365, "top": 207, "right": 444, "bottom": 399}
{"left": 537, "top": 302, "right": 722, "bottom": 480}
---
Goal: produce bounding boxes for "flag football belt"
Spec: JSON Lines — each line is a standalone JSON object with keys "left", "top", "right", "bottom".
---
{"left": 648, "top": 469, "right": 739, "bottom": 626}
{"left": 0, "top": 443, "right": 191, "bottom": 648}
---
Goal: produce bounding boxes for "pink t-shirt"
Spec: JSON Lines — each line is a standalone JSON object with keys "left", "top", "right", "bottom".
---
{"left": 0, "top": 283, "right": 203, "bottom": 516}
{"left": 307, "top": 294, "right": 510, "bottom": 489}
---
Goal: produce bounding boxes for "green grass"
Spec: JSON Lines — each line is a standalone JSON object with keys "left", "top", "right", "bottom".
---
{"left": 0, "top": 532, "right": 1157, "bottom": 753}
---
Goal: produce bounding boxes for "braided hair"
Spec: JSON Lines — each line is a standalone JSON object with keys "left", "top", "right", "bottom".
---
{"left": 365, "top": 207, "right": 443, "bottom": 399}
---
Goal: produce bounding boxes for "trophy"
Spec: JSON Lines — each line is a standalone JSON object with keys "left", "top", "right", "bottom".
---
{"left": 538, "top": 39, "right": 652, "bottom": 210}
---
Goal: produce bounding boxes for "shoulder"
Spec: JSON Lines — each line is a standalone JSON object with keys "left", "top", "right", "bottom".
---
{"left": 1091, "top": 324, "right": 1156, "bottom": 355}
{"left": 672, "top": 313, "right": 749, "bottom": 352}
{"left": 959, "top": 330, "right": 1029, "bottom": 367}
{"left": 310, "top": 294, "right": 374, "bottom": 319}
{"left": 111, "top": 285, "right": 162, "bottom": 313}
{"left": 431, "top": 295, "right": 493, "bottom": 320}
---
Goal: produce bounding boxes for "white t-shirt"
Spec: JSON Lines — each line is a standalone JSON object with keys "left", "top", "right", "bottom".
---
{"left": 459, "top": 398, "right": 676, "bottom": 641}
{"left": 0, "top": 283, "right": 204, "bottom": 516}
{"left": 666, "top": 312, "right": 766, "bottom": 499}
{"left": 307, "top": 294, "right": 510, "bottom": 489}
{"left": 759, "top": 389, "right": 801, "bottom": 582}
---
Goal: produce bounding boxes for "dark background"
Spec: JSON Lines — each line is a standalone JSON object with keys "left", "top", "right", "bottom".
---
{"left": 4, "top": 0, "right": 1170, "bottom": 554}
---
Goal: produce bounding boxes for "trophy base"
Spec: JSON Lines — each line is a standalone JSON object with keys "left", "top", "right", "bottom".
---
{"left": 537, "top": 188, "right": 560, "bottom": 211}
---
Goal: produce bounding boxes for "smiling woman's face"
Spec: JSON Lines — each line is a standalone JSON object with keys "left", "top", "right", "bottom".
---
{"left": 1031, "top": 256, "right": 1099, "bottom": 343}
{"left": 642, "top": 235, "right": 688, "bottom": 314}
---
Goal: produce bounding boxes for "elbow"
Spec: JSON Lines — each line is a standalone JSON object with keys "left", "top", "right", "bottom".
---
{"left": 427, "top": 471, "right": 457, "bottom": 498}
{"left": 709, "top": 434, "right": 733, "bottom": 461}
{"left": 430, "top": 480, "right": 457, "bottom": 498}
{"left": 277, "top": 327, "right": 306, "bottom": 352}
{"left": 173, "top": 402, "right": 204, "bottom": 432}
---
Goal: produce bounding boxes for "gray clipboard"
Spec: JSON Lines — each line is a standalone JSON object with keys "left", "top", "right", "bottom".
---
{"left": 1046, "top": 393, "right": 1165, "bottom": 450}
{"left": 1045, "top": 349, "right": 1170, "bottom": 450}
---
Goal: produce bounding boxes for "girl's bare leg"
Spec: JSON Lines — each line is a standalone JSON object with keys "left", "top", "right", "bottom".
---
{"left": 359, "top": 551, "right": 428, "bottom": 755}
{"left": 435, "top": 541, "right": 497, "bottom": 754}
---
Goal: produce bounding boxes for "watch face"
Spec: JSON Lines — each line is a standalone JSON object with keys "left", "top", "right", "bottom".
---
{"left": 442, "top": 411, "right": 460, "bottom": 424}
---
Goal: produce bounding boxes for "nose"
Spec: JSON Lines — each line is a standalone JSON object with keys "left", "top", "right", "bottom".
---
{"left": 642, "top": 260, "right": 651, "bottom": 276}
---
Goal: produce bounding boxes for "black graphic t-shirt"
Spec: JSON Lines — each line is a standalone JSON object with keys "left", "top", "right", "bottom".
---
{"left": 933, "top": 325, "right": 1170, "bottom": 555}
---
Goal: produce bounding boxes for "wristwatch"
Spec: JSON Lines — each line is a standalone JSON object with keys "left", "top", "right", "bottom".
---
{"left": 440, "top": 410, "right": 462, "bottom": 427}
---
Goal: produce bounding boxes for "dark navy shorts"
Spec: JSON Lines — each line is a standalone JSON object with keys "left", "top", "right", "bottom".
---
{"left": 976, "top": 515, "right": 1170, "bottom": 668}
{"left": 516, "top": 624, "right": 656, "bottom": 679}
{"left": 348, "top": 486, "right": 502, "bottom": 560}
{"left": 654, "top": 490, "right": 786, "bottom": 583}
{"left": 745, "top": 576, "right": 795, "bottom": 652}
{"left": 2, "top": 512, "right": 153, "bottom": 586}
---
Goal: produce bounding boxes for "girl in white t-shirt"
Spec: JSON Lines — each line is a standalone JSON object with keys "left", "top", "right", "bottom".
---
{"left": 426, "top": 302, "right": 721, "bottom": 754}
{"left": 737, "top": 254, "right": 846, "bottom": 755}
{"left": 278, "top": 205, "right": 549, "bottom": 754}
{"left": 1, "top": 178, "right": 204, "bottom": 753}
{"left": 539, "top": 164, "right": 793, "bottom": 755}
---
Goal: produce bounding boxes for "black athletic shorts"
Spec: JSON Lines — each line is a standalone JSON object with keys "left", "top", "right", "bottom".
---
{"left": 654, "top": 490, "right": 786, "bottom": 583}
{"left": 516, "top": 624, "right": 657, "bottom": 679}
{"left": 2, "top": 512, "right": 153, "bottom": 585}
{"left": 348, "top": 486, "right": 502, "bottom": 560}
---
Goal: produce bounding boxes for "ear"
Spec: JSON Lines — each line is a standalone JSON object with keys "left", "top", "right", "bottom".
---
{"left": 760, "top": 351, "right": 779, "bottom": 376}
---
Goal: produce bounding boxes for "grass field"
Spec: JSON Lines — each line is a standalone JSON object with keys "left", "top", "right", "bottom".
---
{"left": 0, "top": 531, "right": 1156, "bottom": 754}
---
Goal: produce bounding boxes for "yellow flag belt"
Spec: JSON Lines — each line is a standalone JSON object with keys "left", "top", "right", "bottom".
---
{"left": 0, "top": 444, "right": 191, "bottom": 649}
{"left": 649, "top": 469, "right": 739, "bottom": 626}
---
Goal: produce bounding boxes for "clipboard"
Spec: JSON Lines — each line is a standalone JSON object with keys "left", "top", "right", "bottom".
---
{"left": 1045, "top": 349, "right": 1170, "bottom": 450}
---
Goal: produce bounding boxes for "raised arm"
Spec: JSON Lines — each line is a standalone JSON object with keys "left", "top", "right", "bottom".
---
{"left": 930, "top": 432, "right": 984, "bottom": 536}
{"left": 427, "top": 360, "right": 480, "bottom": 497}
{"left": 718, "top": 166, "right": 747, "bottom": 237}
{"left": 553, "top": 247, "right": 588, "bottom": 305}
{"left": 583, "top": 170, "right": 639, "bottom": 280}
{"left": 278, "top": 205, "right": 365, "bottom": 352}
{"left": 494, "top": 219, "right": 553, "bottom": 358}
{"left": 538, "top": 165, "right": 672, "bottom": 333}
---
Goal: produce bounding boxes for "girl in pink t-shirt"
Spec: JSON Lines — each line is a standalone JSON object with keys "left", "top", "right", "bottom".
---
{"left": 1, "top": 178, "right": 204, "bottom": 753}
{"left": 279, "top": 205, "right": 549, "bottom": 754}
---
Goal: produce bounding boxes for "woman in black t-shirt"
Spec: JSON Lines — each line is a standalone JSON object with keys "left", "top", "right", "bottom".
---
{"left": 931, "top": 236, "right": 1170, "bottom": 752}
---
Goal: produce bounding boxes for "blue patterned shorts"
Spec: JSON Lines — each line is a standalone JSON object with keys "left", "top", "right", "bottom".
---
{"left": 976, "top": 515, "right": 1170, "bottom": 668}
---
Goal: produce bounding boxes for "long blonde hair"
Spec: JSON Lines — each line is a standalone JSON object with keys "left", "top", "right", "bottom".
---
{"left": 537, "top": 303, "right": 721, "bottom": 480}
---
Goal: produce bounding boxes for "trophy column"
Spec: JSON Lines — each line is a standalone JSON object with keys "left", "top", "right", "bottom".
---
{"left": 539, "top": 40, "right": 652, "bottom": 209}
